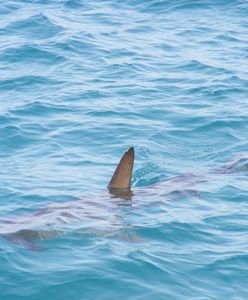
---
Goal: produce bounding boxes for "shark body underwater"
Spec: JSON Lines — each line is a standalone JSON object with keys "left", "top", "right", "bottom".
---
{"left": 0, "top": 147, "right": 247, "bottom": 250}
{"left": 0, "top": 147, "right": 135, "bottom": 250}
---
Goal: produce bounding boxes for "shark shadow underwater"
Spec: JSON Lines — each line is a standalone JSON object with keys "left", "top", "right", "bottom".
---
{"left": 0, "top": 147, "right": 247, "bottom": 250}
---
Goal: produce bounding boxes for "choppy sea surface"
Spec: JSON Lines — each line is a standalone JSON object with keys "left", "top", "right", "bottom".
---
{"left": 0, "top": 0, "right": 248, "bottom": 299}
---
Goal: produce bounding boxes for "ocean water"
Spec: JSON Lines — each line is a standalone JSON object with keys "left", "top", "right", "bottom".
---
{"left": 0, "top": 0, "right": 248, "bottom": 299}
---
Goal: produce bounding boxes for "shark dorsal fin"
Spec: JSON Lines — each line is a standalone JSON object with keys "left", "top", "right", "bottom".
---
{"left": 108, "top": 147, "right": 134, "bottom": 190}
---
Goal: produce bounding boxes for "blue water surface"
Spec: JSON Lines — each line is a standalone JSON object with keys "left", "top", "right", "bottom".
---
{"left": 0, "top": 0, "right": 248, "bottom": 299}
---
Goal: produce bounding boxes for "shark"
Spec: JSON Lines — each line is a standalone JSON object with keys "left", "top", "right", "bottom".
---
{"left": 0, "top": 147, "right": 135, "bottom": 250}
{"left": 0, "top": 147, "right": 247, "bottom": 250}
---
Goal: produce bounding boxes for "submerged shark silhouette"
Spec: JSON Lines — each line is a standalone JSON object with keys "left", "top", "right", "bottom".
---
{"left": 0, "top": 147, "right": 247, "bottom": 250}
{"left": 0, "top": 147, "right": 135, "bottom": 250}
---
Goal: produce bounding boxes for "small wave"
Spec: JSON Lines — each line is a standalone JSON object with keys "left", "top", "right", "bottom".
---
{"left": 0, "top": 44, "right": 64, "bottom": 65}
{"left": 174, "top": 59, "right": 229, "bottom": 74}
{"left": 2, "top": 13, "right": 63, "bottom": 39}
{"left": 136, "top": 0, "right": 241, "bottom": 13}
{"left": 0, "top": 75, "right": 64, "bottom": 91}
{"left": 222, "top": 155, "right": 248, "bottom": 173}
{"left": 133, "top": 162, "right": 168, "bottom": 187}
{"left": 64, "top": 0, "right": 93, "bottom": 10}
{"left": 10, "top": 101, "right": 71, "bottom": 117}
{"left": 0, "top": 124, "right": 37, "bottom": 155}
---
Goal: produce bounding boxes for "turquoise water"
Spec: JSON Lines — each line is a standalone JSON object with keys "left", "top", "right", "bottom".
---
{"left": 0, "top": 0, "right": 248, "bottom": 299}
